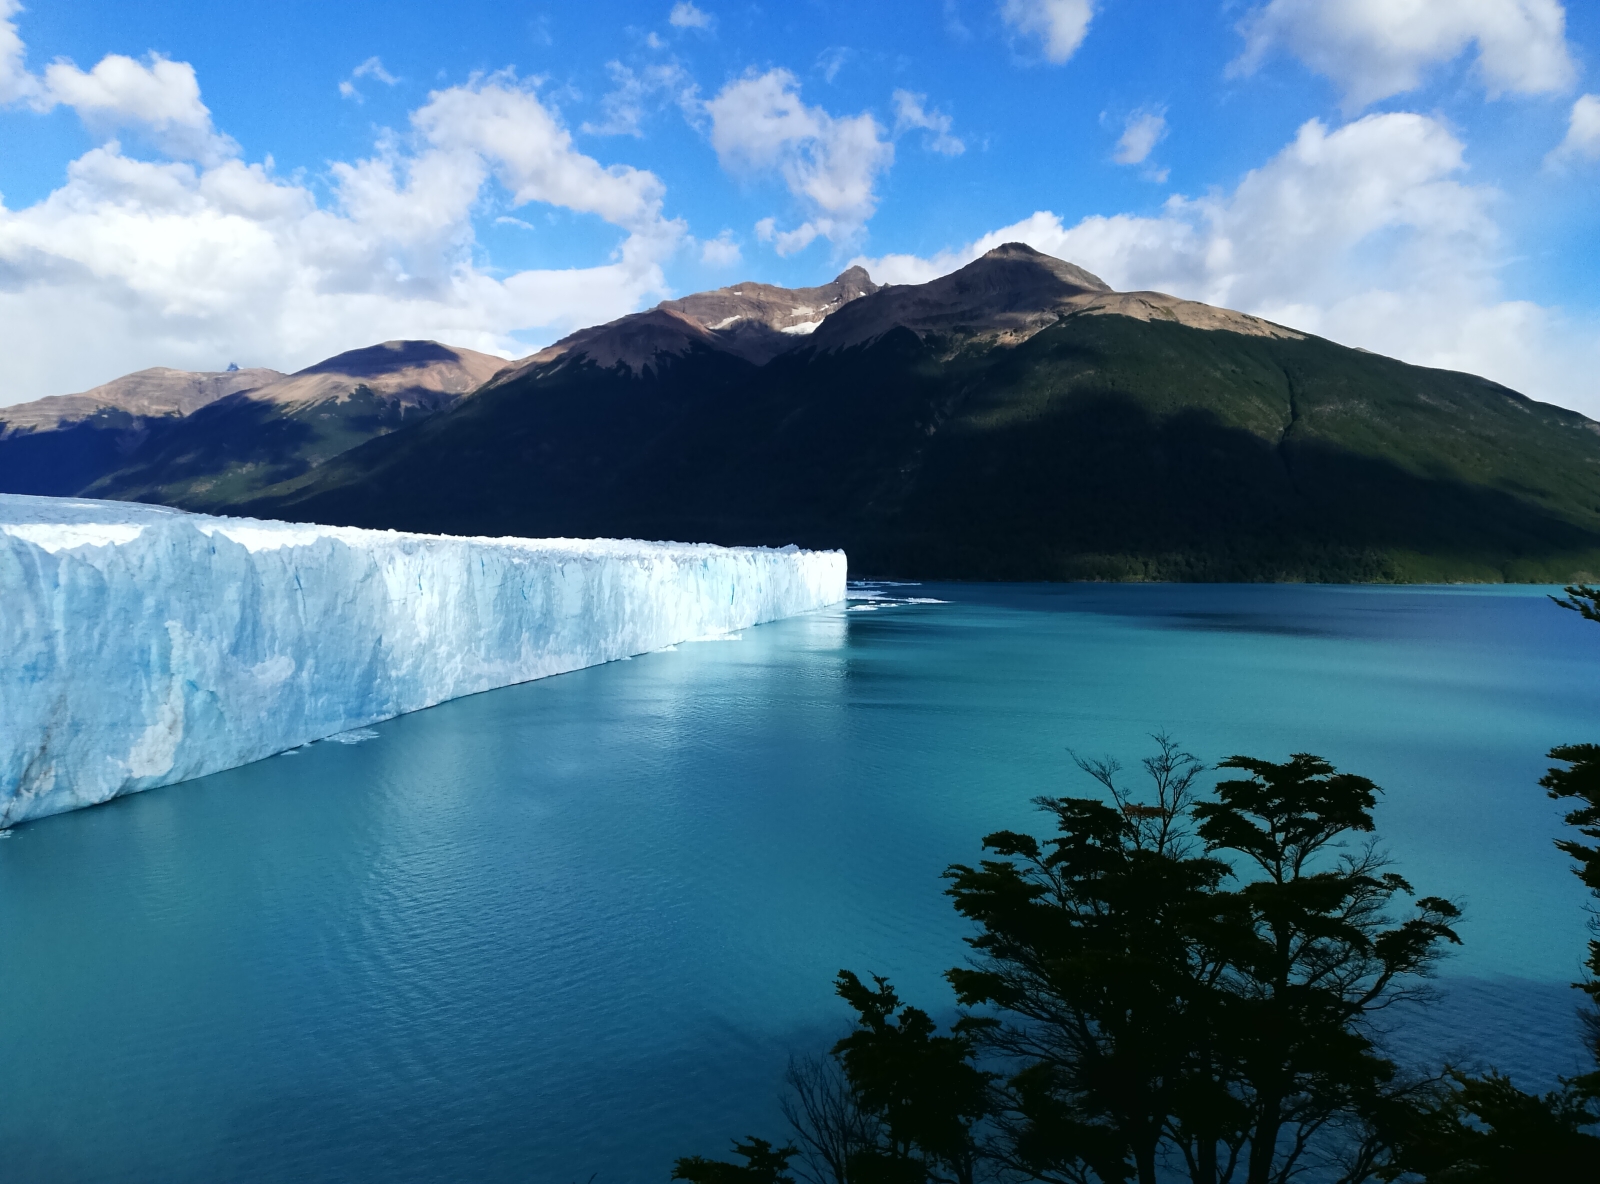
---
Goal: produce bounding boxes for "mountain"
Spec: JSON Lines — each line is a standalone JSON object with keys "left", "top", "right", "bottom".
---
{"left": 222, "top": 244, "right": 1600, "bottom": 583}
{"left": 503, "top": 265, "right": 880, "bottom": 375}
{"left": 0, "top": 272, "right": 886, "bottom": 511}
{"left": 0, "top": 365, "right": 283, "bottom": 496}
{"left": 0, "top": 341, "right": 506, "bottom": 508}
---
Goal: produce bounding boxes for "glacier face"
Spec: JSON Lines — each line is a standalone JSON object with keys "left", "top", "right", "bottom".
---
{"left": 1, "top": 494, "right": 846, "bottom": 825}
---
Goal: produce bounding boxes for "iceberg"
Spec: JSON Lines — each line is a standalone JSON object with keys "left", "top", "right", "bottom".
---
{"left": 0, "top": 494, "right": 846, "bottom": 825}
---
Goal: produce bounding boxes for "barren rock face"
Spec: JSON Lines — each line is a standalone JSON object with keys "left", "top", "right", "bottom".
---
{"left": 247, "top": 341, "right": 511, "bottom": 411}
{"left": 507, "top": 266, "right": 882, "bottom": 378}
{"left": 0, "top": 367, "right": 284, "bottom": 436}
{"left": 1, "top": 340, "right": 514, "bottom": 438}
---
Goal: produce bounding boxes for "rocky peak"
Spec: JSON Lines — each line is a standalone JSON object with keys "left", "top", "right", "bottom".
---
{"left": 809, "top": 243, "right": 1298, "bottom": 352}
{"left": 512, "top": 266, "right": 883, "bottom": 377}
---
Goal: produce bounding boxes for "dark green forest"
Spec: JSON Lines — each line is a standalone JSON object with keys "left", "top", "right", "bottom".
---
{"left": 235, "top": 315, "right": 1600, "bottom": 585}
{"left": 671, "top": 590, "right": 1600, "bottom": 1184}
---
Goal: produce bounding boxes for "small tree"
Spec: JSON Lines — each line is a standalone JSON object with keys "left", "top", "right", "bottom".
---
{"left": 1541, "top": 742, "right": 1600, "bottom": 1091}
{"left": 831, "top": 972, "right": 993, "bottom": 1184}
{"left": 946, "top": 744, "right": 1459, "bottom": 1184}
{"left": 1375, "top": 587, "right": 1600, "bottom": 1179}
{"left": 944, "top": 738, "right": 1235, "bottom": 1184}
{"left": 780, "top": 1053, "right": 880, "bottom": 1184}
{"left": 1195, "top": 755, "right": 1461, "bottom": 1184}
{"left": 674, "top": 1137, "right": 800, "bottom": 1184}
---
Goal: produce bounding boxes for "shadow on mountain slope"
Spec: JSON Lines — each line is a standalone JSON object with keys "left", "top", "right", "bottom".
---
{"left": 238, "top": 317, "right": 1600, "bottom": 583}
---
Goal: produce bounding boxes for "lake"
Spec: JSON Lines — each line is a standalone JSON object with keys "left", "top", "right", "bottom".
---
{"left": 1, "top": 582, "right": 1595, "bottom": 1182}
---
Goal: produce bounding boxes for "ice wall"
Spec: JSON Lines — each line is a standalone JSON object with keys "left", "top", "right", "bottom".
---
{"left": 1, "top": 495, "right": 846, "bottom": 825}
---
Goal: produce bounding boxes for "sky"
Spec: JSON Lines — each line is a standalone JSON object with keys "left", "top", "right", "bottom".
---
{"left": 0, "top": 0, "right": 1598, "bottom": 412}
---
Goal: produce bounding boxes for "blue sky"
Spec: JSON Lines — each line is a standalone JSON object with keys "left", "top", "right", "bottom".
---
{"left": 1, "top": 0, "right": 1598, "bottom": 411}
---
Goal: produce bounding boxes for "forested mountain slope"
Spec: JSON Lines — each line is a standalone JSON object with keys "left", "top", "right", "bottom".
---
{"left": 231, "top": 246, "right": 1600, "bottom": 582}
{"left": 0, "top": 342, "right": 506, "bottom": 509}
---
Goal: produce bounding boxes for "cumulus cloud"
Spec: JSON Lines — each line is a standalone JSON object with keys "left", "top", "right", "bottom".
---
{"left": 704, "top": 68, "right": 893, "bottom": 255}
{"left": 853, "top": 112, "right": 1600, "bottom": 415}
{"left": 0, "top": 4, "right": 235, "bottom": 162}
{"left": 892, "top": 89, "right": 964, "bottom": 155}
{"left": 1112, "top": 108, "right": 1166, "bottom": 167}
{"left": 1547, "top": 93, "right": 1600, "bottom": 167}
{"left": 32, "top": 53, "right": 238, "bottom": 163}
{"left": 700, "top": 229, "right": 741, "bottom": 267}
{"left": 0, "top": 0, "right": 35, "bottom": 104}
{"left": 339, "top": 56, "right": 399, "bottom": 102}
{"left": 0, "top": 71, "right": 686, "bottom": 403}
{"left": 668, "top": 2, "right": 713, "bottom": 30}
{"left": 999, "top": 0, "right": 1096, "bottom": 64}
{"left": 1233, "top": 0, "right": 1578, "bottom": 109}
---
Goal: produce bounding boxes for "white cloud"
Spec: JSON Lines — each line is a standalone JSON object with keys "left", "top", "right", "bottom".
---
{"left": 999, "top": 0, "right": 1096, "bottom": 64}
{"left": 1234, "top": 0, "right": 1578, "bottom": 108}
{"left": 700, "top": 229, "right": 741, "bottom": 267}
{"left": 582, "top": 59, "right": 696, "bottom": 137}
{"left": 0, "top": 5, "right": 235, "bottom": 162}
{"left": 34, "top": 53, "right": 238, "bottom": 163}
{"left": 0, "top": 73, "right": 687, "bottom": 403}
{"left": 1112, "top": 109, "right": 1166, "bottom": 166}
{"left": 339, "top": 56, "right": 399, "bottom": 102}
{"left": 704, "top": 69, "right": 893, "bottom": 255}
{"left": 0, "top": 0, "right": 36, "bottom": 105}
{"left": 853, "top": 112, "right": 1600, "bottom": 416}
{"left": 668, "top": 2, "right": 713, "bottom": 30}
{"left": 892, "top": 89, "right": 964, "bottom": 156}
{"left": 1547, "top": 93, "right": 1600, "bottom": 167}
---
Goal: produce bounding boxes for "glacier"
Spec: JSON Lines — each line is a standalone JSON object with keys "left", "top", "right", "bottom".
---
{"left": 0, "top": 494, "right": 846, "bottom": 826}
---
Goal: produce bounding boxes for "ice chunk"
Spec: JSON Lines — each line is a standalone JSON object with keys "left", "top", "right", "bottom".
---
{"left": 0, "top": 494, "right": 847, "bottom": 825}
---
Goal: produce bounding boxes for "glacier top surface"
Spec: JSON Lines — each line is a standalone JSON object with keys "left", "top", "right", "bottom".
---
{"left": 0, "top": 493, "right": 831, "bottom": 558}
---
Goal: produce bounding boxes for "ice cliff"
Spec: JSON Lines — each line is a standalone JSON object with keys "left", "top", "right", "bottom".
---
{"left": 1, "top": 494, "right": 846, "bottom": 825}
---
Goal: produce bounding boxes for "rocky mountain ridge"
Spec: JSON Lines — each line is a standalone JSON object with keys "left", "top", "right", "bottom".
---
{"left": 6, "top": 245, "right": 1599, "bottom": 583}
{"left": 1, "top": 366, "right": 284, "bottom": 437}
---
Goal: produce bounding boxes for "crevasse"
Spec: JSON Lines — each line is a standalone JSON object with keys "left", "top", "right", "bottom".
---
{"left": 0, "top": 494, "right": 847, "bottom": 825}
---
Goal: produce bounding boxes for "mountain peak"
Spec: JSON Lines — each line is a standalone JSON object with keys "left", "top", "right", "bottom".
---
{"left": 262, "top": 340, "right": 509, "bottom": 408}
{"left": 514, "top": 266, "right": 882, "bottom": 376}
{"left": 969, "top": 242, "right": 1111, "bottom": 293}
{"left": 809, "top": 244, "right": 1297, "bottom": 352}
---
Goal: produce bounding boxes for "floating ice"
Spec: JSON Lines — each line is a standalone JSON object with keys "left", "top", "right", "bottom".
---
{"left": 1, "top": 494, "right": 846, "bottom": 825}
{"left": 846, "top": 580, "right": 949, "bottom": 609}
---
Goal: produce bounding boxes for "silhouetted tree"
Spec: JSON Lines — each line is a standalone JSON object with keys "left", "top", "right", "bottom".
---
{"left": 674, "top": 1137, "right": 800, "bottom": 1184}
{"left": 1195, "top": 755, "right": 1461, "bottom": 1184}
{"left": 1373, "top": 588, "right": 1600, "bottom": 1179}
{"left": 945, "top": 737, "right": 1234, "bottom": 1184}
{"left": 1542, "top": 741, "right": 1600, "bottom": 1091}
{"left": 678, "top": 742, "right": 1460, "bottom": 1183}
{"left": 780, "top": 1053, "right": 880, "bottom": 1184}
{"left": 947, "top": 744, "right": 1459, "bottom": 1184}
{"left": 1378, "top": 1069, "right": 1600, "bottom": 1181}
{"left": 831, "top": 971, "right": 993, "bottom": 1184}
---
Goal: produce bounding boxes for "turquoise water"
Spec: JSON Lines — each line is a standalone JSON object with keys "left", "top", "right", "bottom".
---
{"left": 1, "top": 582, "right": 1596, "bottom": 1182}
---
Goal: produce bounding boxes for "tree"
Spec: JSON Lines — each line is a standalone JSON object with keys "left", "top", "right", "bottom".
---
{"left": 1378, "top": 1070, "right": 1600, "bottom": 1182}
{"left": 780, "top": 1053, "right": 880, "bottom": 1184}
{"left": 830, "top": 971, "right": 993, "bottom": 1184}
{"left": 945, "top": 743, "right": 1460, "bottom": 1184}
{"left": 1373, "top": 587, "right": 1600, "bottom": 1180}
{"left": 1195, "top": 755, "right": 1461, "bottom": 1184}
{"left": 677, "top": 741, "right": 1461, "bottom": 1184}
{"left": 674, "top": 1137, "right": 800, "bottom": 1184}
{"left": 1541, "top": 741, "right": 1600, "bottom": 1092}
{"left": 944, "top": 737, "right": 1236, "bottom": 1184}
